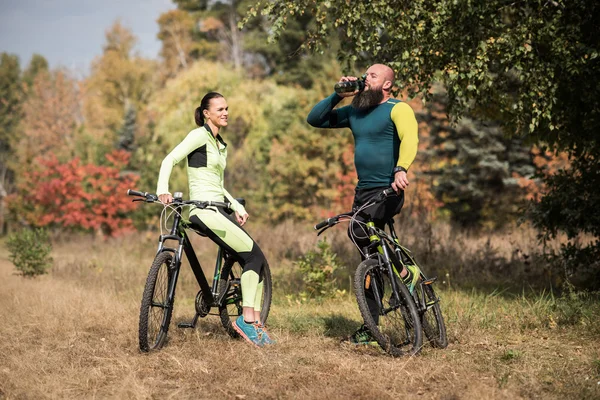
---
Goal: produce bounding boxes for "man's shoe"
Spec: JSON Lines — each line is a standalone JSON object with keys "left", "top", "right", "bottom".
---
{"left": 401, "top": 264, "right": 421, "bottom": 294}
{"left": 233, "top": 315, "right": 263, "bottom": 347}
{"left": 347, "top": 325, "right": 378, "bottom": 346}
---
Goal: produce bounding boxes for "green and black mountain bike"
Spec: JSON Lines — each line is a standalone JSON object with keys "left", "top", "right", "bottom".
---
{"left": 314, "top": 188, "right": 447, "bottom": 356}
{"left": 127, "top": 189, "right": 272, "bottom": 352}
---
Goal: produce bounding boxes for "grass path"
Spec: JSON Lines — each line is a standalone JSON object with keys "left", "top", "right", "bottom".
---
{"left": 0, "top": 248, "right": 598, "bottom": 399}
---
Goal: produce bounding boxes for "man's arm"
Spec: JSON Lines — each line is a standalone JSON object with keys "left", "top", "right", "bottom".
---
{"left": 307, "top": 93, "right": 352, "bottom": 128}
{"left": 390, "top": 102, "right": 419, "bottom": 191}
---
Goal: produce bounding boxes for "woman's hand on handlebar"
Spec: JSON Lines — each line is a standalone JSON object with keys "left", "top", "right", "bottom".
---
{"left": 236, "top": 211, "right": 248, "bottom": 226}
{"left": 158, "top": 193, "right": 173, "bottom": 204}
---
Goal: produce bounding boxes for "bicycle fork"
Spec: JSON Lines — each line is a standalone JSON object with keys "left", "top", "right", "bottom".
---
{"left": 364, "top": 222, "right": 403, "bottom": 315}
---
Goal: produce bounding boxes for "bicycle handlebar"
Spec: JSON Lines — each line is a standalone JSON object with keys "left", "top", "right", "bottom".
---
{"left": 314, "top": 219, "right": 333, "bottom": 230}
{"left": 127, "top": 189, "right": 231, "bottom": 210}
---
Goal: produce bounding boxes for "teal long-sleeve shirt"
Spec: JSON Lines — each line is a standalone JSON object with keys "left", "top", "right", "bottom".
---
{"left": 307, "top": 93, "right": 419, "bottom": 189}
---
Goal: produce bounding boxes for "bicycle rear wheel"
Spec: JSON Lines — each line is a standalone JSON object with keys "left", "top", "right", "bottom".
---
{"left": 416, "top": 281, "right": 448, "bottom": 348}
{"left": 139, "top": 252, "right": 176, "bottom": 352}
{"left": 218, "top": 258, "right": 272, "bottom": 338}
{"left": 354, "top": 259, "right": 422, "bottom": 357}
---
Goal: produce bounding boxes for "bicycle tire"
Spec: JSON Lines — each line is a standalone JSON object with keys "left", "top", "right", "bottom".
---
{"left": 354, "top": 258, "right": 422, "bottom": 357}
{"left": 416, "top": 283, "right": 448, "bottom": 348}
{"left": 218, "top": 258, "right": 272, "bottom": 338}
{"left": 139, "top": 252, "right": 176, "bottom": 352}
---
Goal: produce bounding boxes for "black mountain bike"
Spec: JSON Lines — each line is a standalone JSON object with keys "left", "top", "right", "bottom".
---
{"left": 314, "top": 188, "right": 447, "bottom": 356}
{"left": 128, "top": 189, "right": 272, "bottom": 352}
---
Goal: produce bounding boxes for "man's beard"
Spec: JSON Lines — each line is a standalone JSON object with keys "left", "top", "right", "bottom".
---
{"left": 351, "top": 86, "right": 384, "bottom": 111}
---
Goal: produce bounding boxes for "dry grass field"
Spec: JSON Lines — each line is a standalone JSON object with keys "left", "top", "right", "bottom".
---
{"left": 0, "top": 223, "right": 599, "bottom": 399}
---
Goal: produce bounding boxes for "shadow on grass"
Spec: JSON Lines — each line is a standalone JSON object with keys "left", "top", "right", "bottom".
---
{"left": 322, "top": 314, "right": 361, "bottom": 339}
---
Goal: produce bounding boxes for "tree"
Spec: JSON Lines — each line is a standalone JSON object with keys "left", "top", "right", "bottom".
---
{"left": 253, "top": 0, "right": 600, "bottom": 287}
{"left": 169, "top": 0, "right": 337, "bottom": 85}
{"left": 0, "top": 53, "right": 22, "bottom": 234}
{"left": 157, "top": 10, "right": 196, "bottom": 79}
{"left": 251, "top": 1, "right": 599, "bottom": 136}
{"left": 117, "top": 102, "right": 137, "bottom": 152}
{"left": 422, "top": 86, "right": 536, "bottom": 228}
{"left": 171, "top": 0, "right": 245, "bottom": 69}
{"left": 16, "top": 69, "right": 82, "bottom": 166}
{"left": 22, "top": 54, "right": 49, "bottom": 87}
{"left": 83, "top": 21, "right": 157, "bottom": 160}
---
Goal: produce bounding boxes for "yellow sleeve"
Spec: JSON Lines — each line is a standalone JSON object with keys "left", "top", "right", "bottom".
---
{"left": 390, "top": 102, "right": 419, "bottom": 171}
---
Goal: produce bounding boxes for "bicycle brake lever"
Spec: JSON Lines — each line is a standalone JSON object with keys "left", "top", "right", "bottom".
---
{"left": 316, "top": 227, "right": 329, "bottom": 237}
{"left": 132, "top": 198, "right": 145, "bottom": 202}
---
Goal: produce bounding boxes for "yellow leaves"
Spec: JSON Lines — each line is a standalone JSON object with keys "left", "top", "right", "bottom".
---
{"left": 199, "top": 17, "right": 225, "bottom": 32}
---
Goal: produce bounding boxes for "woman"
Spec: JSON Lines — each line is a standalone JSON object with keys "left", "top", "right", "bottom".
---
{"left": 156, "top": 92, "right": 273, "bottom": 347}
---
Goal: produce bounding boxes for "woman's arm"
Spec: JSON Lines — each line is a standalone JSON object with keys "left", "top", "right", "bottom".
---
{"left": 156, "top": 128, "right": 206, "bottom": 197}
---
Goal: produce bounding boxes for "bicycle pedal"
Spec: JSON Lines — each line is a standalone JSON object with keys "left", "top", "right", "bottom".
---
{"left": 421, "top": 277, "right": 437, "bottom": 285}
{"left": 177, "top": 322, "right": 195, "bottom": 329}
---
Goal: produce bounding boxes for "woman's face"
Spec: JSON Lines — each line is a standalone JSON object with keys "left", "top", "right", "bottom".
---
{"left": 204, "top": 97, "right": 229, "bottom": 129}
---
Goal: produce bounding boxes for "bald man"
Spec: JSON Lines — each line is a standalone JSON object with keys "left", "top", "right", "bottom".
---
{"left": 307, "top": 63, "right": 420, "bottom": 345}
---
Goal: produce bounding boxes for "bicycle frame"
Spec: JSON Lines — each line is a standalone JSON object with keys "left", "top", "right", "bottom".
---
{"left": 155, "top": 202, "right": 230, "bottom": 320}
{"left": 360, "top": 221, "right": 406, "bottom": 315}
{"left": 385, "top": 219, "right": 440, "bottom": 314}
{"left": 356, "top": 217, "right": 438, "bottom": 316}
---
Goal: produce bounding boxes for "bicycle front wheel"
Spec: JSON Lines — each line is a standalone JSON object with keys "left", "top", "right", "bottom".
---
{"left": 139, "top": 252, "right": 176, "bottom": 352}
{"left": 218, "top": 259, "right": 272, "bottom": 338}
{"left": 354, "top": 259, "right": 422, "bottom": 357}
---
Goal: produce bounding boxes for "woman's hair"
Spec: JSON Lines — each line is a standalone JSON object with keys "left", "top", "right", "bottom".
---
{"left": 195, "top": 92, "right": 224, "bottom": 127}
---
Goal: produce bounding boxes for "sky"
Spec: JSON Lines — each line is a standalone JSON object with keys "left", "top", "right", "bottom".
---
{"left": 0, "top": 0, "right": 175, "bottom": 75}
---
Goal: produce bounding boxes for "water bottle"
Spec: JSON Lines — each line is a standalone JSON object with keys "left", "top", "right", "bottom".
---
{"left": 334, "top": 76, "right": 366, "bottom": 94}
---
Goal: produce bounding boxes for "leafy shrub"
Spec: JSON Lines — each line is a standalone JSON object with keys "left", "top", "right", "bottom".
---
{"left": 7, "top": 150, "right": 139, "bottom": 237}
{"left": 295, "top": 238, "right": 343, "bottom": 299}
{"left": 6, "top": 228, "right": 53, "bottom": 277}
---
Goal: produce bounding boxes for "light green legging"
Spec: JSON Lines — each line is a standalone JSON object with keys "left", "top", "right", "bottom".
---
{"left": 189, "top": 208, "right": 265, "bottom": 310}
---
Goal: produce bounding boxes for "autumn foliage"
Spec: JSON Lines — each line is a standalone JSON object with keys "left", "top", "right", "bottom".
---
{"left": 9, "top": 150, "right": 139, "bottom": 236}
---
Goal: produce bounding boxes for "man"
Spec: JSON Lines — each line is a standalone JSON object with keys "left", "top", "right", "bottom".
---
{"left": 306, "top": 63, "right": 420, "bottom": 345}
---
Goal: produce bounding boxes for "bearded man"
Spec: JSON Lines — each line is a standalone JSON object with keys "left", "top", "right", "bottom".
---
{"left": 307, "top": 63, "right": 420, "bottom": 345}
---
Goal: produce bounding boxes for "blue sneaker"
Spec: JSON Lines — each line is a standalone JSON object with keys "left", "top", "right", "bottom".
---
{"left": 255, "top": 322, "right": 276, "bottom": 345}
{"left": 233, "top": 315, "right": 263, "bottom": 347}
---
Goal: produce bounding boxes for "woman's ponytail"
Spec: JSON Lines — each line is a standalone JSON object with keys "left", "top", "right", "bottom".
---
{"left": 194, "top": 106, "right": 204, "bottom": 126}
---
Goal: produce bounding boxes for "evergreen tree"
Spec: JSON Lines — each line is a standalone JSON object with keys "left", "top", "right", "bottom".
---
{"left": 22, "top": 54, "right": 49, "bottom": 87}
{"left": 117, "top": 103, "right": 137, "bottom": 152}
{"left": 423, "top": 87, "right": 536, "bottom": 228}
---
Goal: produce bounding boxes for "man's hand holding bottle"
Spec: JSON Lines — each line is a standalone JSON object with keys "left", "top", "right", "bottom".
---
{"left": 334, "top": 75, "right": 366, "bottom": 97}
